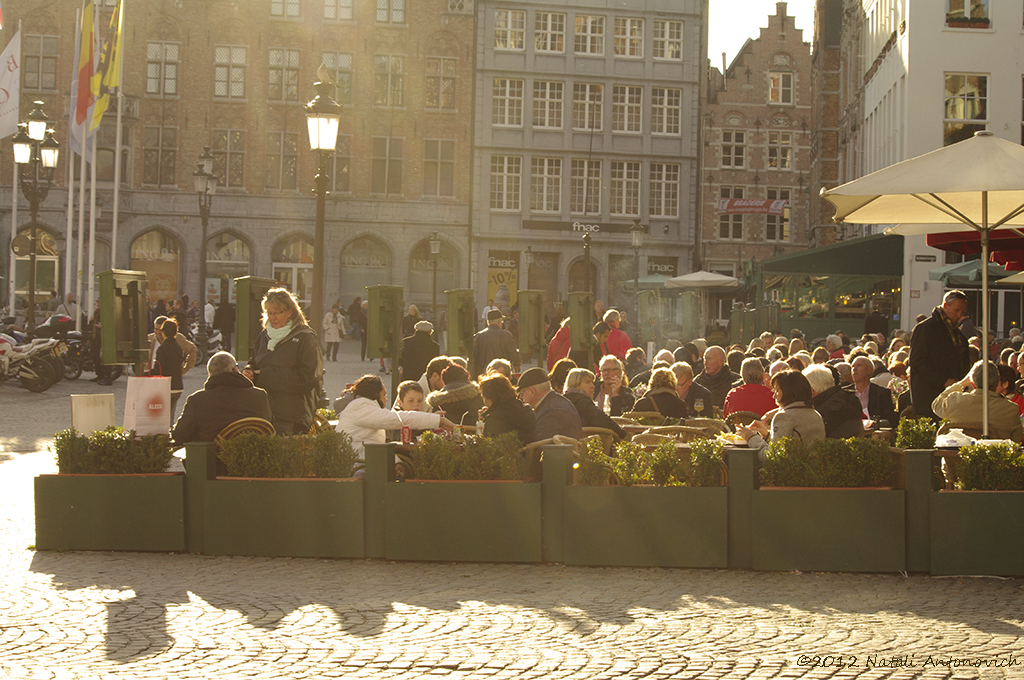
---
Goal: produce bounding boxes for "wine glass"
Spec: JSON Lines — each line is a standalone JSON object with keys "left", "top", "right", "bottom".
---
{"left": 694, "top": 398, "right": 705, "bottom": 417}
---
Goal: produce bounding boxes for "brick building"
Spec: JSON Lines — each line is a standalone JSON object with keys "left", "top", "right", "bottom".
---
{"left": 700, "top": 2, "right": 813, "bottom": 310}
{"left": 3, "top": 0, "right": 474, "bottom": 322}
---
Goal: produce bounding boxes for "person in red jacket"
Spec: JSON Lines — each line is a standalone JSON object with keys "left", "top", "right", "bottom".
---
{"left": 602, "top": 309, "right": 633, "bottom": 360}
{"left": 546, "top": 317, "right": 572, "bottom": 370}
{"left": 724, "top": 358, "right": 777, "bottom": 417}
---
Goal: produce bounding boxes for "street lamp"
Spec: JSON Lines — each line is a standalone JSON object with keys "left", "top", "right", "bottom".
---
{"left": 429, "top": 232, "right": 441, "bottom": 323}
{"left": 13, "top": 101, "right": 60, "bottom": 331}
{"left": 304, "top": 67, "right": 342, "bottom": 330}
{"left": 192, "top": 146, "right": 218, "bottom": 353}
{"left": 630, "top": 218, "right": 645, "bottom": 325}
{"left": 524, "top": 246, "right": 534, "bottom": 288}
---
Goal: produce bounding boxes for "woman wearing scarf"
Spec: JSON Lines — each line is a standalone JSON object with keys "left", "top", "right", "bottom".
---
{"left": 322, "top": 304, "right": 344, "bottom": 362}
{"left": 243, "top": 288, "right": 324, "bottom": 434}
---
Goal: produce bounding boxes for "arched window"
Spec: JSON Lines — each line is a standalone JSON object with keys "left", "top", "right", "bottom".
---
{"left": 408, "top": 239, "right": 458, "bottom": 318}
{"left": 339, "top": 236, "right": 391, "bottom": 305}
{"left": 206, "top": 232, "right": 252, "bottom": 304}
{"left": 130, "top": 229, "right": 180, "bottom": 303}
{"left": 272, "top": 234, "right": 314, "bottom": 307}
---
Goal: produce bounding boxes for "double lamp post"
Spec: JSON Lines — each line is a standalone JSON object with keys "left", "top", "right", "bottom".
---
{"left": 192, "top": 146, "right": 218, "bottom": 351}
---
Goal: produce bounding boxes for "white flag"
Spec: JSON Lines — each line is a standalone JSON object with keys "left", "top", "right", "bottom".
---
{"left": 0, "top": 29, "right": 19, "bottom": 140}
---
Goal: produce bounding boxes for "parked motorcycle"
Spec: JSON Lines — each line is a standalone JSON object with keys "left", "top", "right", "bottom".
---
{"left": 188, "top": 323, "right": 223, "bottom": 365}
{"left": 63, "top": 332, "right": 124, "bottom": 382}
{"left": 0, "top": 333, "right": 58, "bottom": 392}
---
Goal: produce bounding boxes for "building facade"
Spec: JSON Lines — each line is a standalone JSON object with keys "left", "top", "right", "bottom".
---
{"left": 471, "top": 0, "right": 706, "bottom": 317}
{"left": 700, "top": 2, "right": 813, "bottom": 295}
{"left": 4, "top": 0, "right": 475, "bottom": 323}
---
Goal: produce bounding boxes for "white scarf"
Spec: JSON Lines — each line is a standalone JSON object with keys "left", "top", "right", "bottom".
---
{"left": 266, "top": 320, "right": 294, "bottom": 351}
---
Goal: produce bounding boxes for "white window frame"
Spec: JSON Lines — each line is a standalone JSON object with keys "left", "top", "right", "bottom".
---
{"left": 944, "top": 72, "right": 988, "bottom": 145}
{"left": 769, "top": 71, "right": 794, "bottom": 105}
{"left": 426, "top": 56, "right": 457, "bottom": 111}
{"left": 719, "top": 186, "right": 744, "bottom": 240}
{"left": 570, "top": 159, "right": 601, "bottom": 215}
{"left": 424, "top": 139, "right": 456, "bottom": 198}
{"left": 268, "top": 48, "right": 300, "bottom": 102}
{"left": 321, "top": 52, "right": 353, "bottom": 105}
{"left": 612, "top": 85, "right": 643, "bottom": 133}
{"left": 146, "top": 41, "right": 179, "bottom": 96}
{"left": 535, "top": 12, "right": 566, "bottom": 53}
{"left": 324, "top": 0, "right": 353, "bottom": 20}
{"left": 492, "top": 78, "right": 524, "bottom": 127}
{"left": 651, "top": 87, "right": 681, "bottom": 135}
{"left": 572, "top": 83, "right": 603, "bottom": 131}
{"left": 649, "top": 163, "right": 679, "bottom": 218}
{"left": 490, "top": 155, "right": 522, "bottom": 210}
{"left": 765, "top": 187, "right": 791, "bottom": 242}
{"left": 530, "top": 157, "right": 562, "bottom": 213}
{"left": 610, "top": 161, "right": 641, "bottom": 216}
{"left": 371, "top": 136, "right": 404, "bottom": 195}
{"left": 271, "top": 0, "right": 300, "bottom": 18}
{"left": 767, "top": 131, "right": 792, "bottom": 169}
{"left": 574, "top": 15, "right": 605, "bottom": 55}
{"left": 532, "top": 80, "right": 563, "bottom": 129}
{"left": 376, "top": 0, "right": 405, "bottom": 24}
{"left": 614, "top": 17, "right": 644, "bottom": 58}
{"left": 495, "top": 9, "right": 526, "bottom": 50}
{"left": 374, "top": 55, "right": 405, "bottom": 107}
{"left": 212, "top": 129, "right": 246, "bottom": 188}
{"left": 214, "top": 45, "right": 247, "bottom": 99}
{"left": 24, "top": 35, "right": 59, "bottom": 91}
{"left": 652, "top": 20, "right": 682, "bottom": 60}
{"left": 142, "top": 125, "right": 177, "bottom": 187}
{"left": 265, "top": 131, "right": 299, "bottom": 191}
{"left": 721, "top": 130, "right": 745, "bottom": 168}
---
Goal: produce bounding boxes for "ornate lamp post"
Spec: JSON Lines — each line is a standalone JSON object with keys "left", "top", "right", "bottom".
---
{"left": 630, "top": 218, "right": 645, "bottom": 324}
{"left": 192, "top": 146, "right": 218, "bottom": 352}
{"left": 429, "top": 231, "right": 441, "bottom": 322}
{"left": 12, "top": 101, "right": 60, "bottom": 331}
{"left": 304, "top": 68, "right": 342, "bottom": 330}
{"left": 524, "top": 245, "right": 534, "bottom": 287}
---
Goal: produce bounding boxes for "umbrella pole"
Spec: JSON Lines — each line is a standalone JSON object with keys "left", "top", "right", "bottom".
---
{"left": 981, "top": 191, "right": 990, "bottom": 437}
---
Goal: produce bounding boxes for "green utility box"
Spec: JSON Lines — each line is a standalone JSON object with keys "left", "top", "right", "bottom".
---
{"left": 366, "top": 285, "right": 404, "bottom": 359}
{"left": 234, "top": 276, "right": 278, "bottom": 363}
{"left": 98, "top": 270, "right": 149, "bottom": 372}
{"left": 446, "top": 289, "right": 476, "bottom": 361}
{"left": 638, "top": 290, "right": 662, "bottom": 348}
{"left": 517, "top": 289, "right": 546, "bottom": 361}
{"left": 567, "top": 291, "right": 594, "bottom": 356}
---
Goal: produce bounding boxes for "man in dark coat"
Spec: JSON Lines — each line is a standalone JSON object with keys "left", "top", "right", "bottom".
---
{"left": 517, "top": 367, "right": 582, "bottom": 441}
{"left": 694, "top": 346, "right": 741, "bottom": 412}
{"left": 172, "top": 351, "right": 273, "bottom": 442}
{"left": 399, "top": 320, "right": 440, "bottom": 381}
{"left": 909, "top": 290, "right": 971, "bottom": 419}
{"left": 472, "top": 309, "right": 520, "bottom": 378}
{"left": 213, "top": 301, "right": 236, "bottom": 354}
{"left": 154, "top": 318, "right": 185, "bottom": 415}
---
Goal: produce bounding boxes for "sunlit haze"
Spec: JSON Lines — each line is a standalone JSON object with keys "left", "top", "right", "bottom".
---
{"left": 709, "top": 0, "right": 815, "bottom": 69}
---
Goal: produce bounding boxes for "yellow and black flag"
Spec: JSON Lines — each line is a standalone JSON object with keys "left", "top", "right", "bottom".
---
{"left": 90, "top": 0, "right": 123, "bottom": 132}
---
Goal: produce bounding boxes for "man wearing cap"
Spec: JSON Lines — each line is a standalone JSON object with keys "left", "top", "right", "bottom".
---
{"left": 472, "top": 308, "right": 520, "bottom": 378}
{"left": 399, "top": 320, "right": 440, "bottom": 382}
{"left": 517, "top": 367, "right": 583, "bottom": 441}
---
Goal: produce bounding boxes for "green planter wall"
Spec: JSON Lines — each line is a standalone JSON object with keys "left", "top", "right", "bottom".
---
{"left": 185, "top": 443, "right": 364, "bottom": 558}
{"left": 930, "top": 491, "right": 1024, "bottom": 576}
{"left": 35, "top": 474, "right": 185, "bottom": 552}
{"left": 564, "top": 486, "right": 728, "bottom": 568}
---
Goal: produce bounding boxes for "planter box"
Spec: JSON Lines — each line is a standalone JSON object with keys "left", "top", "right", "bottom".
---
{"left": 751, "top": 488, "right": 905, "bottom": 572}
{"left": 930, "top": 491, "right": 1024, "bottom": 576}
{"left": 384, "top": 480, "right": 542, "bottom": 562}
{"left": 35, "top": 474, "right": 185, "bottom": 552}
{"left": 564, "top": 485, "right": 728, "bottom": 568}
{"left": 201, "top": 477, "right": 364, "bottom": 558}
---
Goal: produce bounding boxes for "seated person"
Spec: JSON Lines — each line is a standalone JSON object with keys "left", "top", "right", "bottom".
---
{"left": 624, "top": 347, "right": 649, "bottom": 382}
{"left": 593, "top": 355, "right": 635, "bottom": 416}
{"left": 547, "top": 357, "right": 577, "bottom": 393}
{"left": 517, "top": 367, "right": 583, "bottom": 441}
{"left": 851, "top": 355, "right": 899, "bottom": 428}
{"left": 424, "top": 363, "right": 484, "bottom": 427}
{"left": 479, "top": 373, "right": 536, "bottom": 444}
{"left": 932, "top": 360, "right": 1023, "bottom": 441}
{"left": 724, "top": 358, "right": 777, "bottom": 417}
{"left": 388, "top": 380, "right": 428, "bottom": 441}
{"left": 484, "top": 358, "right": 515, "bottom": 383}
{"left": 738, "top": 369, "right": 826, "bottom": 458}
{"left": 632, "top": 368, "right": 688, "bottom": 418}
{"left": 804, "top": 364, "right": 864, "bottom": 439}
{"left": 562, "top": 368, "right": 629, "bottom": 440}
{"left": 172, "top": 351, "right": 273, "bottom": 443}
{"left": 671, "top": 361, "right": 713, "bottom": 417}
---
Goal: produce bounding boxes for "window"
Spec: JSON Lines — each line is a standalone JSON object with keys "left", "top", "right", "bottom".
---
{"left": 424, "top": 139, "right": 455, "bottom": 197}
{"left": 612, "top": 85, "right": 642, "bottom": 133}
{"left": 492, "top": 78, "right": 524, "bottom": 126}
{"left": 371, "top": 137, "right": 403, "bottom": 195}
{"left": 574, "top": 15, "right": 605, "bottom": 55}
{"left": 649, "top": 163, "right": 679, "bottom": 217}
{"left": 533, "top": 81, "right": 563, "bottom": 129}
{"left": 426, "top": 57, "right": 457, "bottom": 110}
{"left": 24, "top": 35, "right": 58, "bottom": 91}
{"left": 535, "top": 12, "right": 565, "bottom": 53}
{"left": 490, "top": 155, "right": 521, "bottom": 210}
{"left": 212, "top": 129, "right": 245, "bottom": 188}
{"left": 331, "top": 134, "right": 350, "bottom": 193}
{"left": 142, "top": 127, "right": 176, "bottom": 187}
{"left": 610, "top": 161, "right": 640, "bottom": 215}
{"left": 721, "top": 130, "right": 745, "bottom": 167}
{"left": 376, "top": 0, "right": 405, "bottom": 23}
{"left": 769, "top": 72, "right": 793, "bottom": 104}
{"left": 495, "top": 10, "right": 525, "bottom": 50}
{"left": 572, "top": 83, "right": 603, "bottom": 131}
{"left": 271, "top": 0, "right": 299, "bottom": 17}
{"left": 146, "top": 42, "right": 178, "bottom": 96}
{"left": 653, "top": 20, "right": 682, "bottom": 60}
{"left": 570, "top": 159, "right": 601, "bottom": 215}
{"left": 530, "top": 158, "right": 561, "bottom": 212}
{"left": 767, "top": 131, "right": 792, "bottom": 169}
{"left": 321, "top": 52, "right": 353, "bottom": 105}
{"left": 614, "top": 18, "right": 643, "bottom": 57}
{"left": 944, "top": 73, "right": 988, "bottom": 145}
{"left": 214, "top": 45, "right": 247, "bottom": 98}
{"left": 374, "top": 55, "right": 404, "bottom": 106}
{"left": 266, "top": 132, "right": 299, "bottom": 190}
{"left": 946, "top": 0, "right": 988, "bottom": 22}
{"left": 765, "top": 188, "right": 791, "bottom": 242}
{"left": 268, "top": 48, "right": 300, "bottom": 102}
{"left": 651, "top": 87, "right": 681, "bottom": 135}
{"left": 719, "top": 186, "right": 744, "bottom": 240}
{"left": 324, "top": 0, "right": 353, "bottom": 20}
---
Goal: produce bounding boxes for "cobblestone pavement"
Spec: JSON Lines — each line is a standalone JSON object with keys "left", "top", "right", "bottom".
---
{"left": 2, "top": 343, "right": 1024, "bottom": 679}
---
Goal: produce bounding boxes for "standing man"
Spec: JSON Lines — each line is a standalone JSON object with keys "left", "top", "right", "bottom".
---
{"left": 481, "top": 299, "right": 500, "bottom": 325}
{"left": 400, "top": 320, "right": 440, "bottom": 381}
{"left": 153, "top": 318, "right": 185, "bottom": 416}
{"left": 602, "top": 309, "right": 633, "bottom": 360}
{"left": 347, "top": 297, "right": 363, "bottom": 341}
{"left": 472, "top": 309, "right": 520, "bottom": 378}
{"left": 213, "top": 300, "right": 235, "bottom": 354}
{"left": 909, "top": 289, "right": 971, "bottom": 419}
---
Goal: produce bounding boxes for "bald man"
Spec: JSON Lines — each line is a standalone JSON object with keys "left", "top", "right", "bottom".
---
{"left": 693, "top": 345, "right": 741, "bottom": 412}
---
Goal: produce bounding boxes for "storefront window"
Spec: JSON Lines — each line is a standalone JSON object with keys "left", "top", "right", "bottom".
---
{"left": 206, "top": 233, "right": 251, "bottom": 304}
{"left": 272, "top": 235, "right": 314, "bottom": 307}
{"left": 131, "top": 229, "right": 180, "bottom": 303}
{"left": 409, "top": 240, "right": 457, "bottom": 319}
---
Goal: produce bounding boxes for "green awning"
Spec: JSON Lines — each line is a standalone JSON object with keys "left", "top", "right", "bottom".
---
{"left": 759, "top": 233, "right": 903, "bottom": 276}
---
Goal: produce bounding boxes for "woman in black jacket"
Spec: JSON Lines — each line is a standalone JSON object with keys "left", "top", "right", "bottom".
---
{"left": 479, "top": 373, "right": 536, "bottom": 444}
{"left": 424, "top": 364, "right": 484, "bottom": 427}
{"left": 242, "top": 288, "right": 324, "bottom": 435}
{"left": 562, "top": 368, "right": 629, "bottom": 440}
{"left": 632, "top": 368, "right": 689, "bottom": 418}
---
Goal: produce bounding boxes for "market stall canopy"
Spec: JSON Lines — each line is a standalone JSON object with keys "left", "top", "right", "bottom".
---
{"left": 665, "top": 270, "right": 740, "bottom": 290}
{"left": 927, "top": 259, "right": 1011, "bottom": 287}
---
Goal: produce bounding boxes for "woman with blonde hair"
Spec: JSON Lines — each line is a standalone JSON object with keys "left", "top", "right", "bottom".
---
{"left": 632, "top": 367, "right": 688, "bottom": 417}
{"left": 243, "top": 288, "right": 323, "bottom": 434}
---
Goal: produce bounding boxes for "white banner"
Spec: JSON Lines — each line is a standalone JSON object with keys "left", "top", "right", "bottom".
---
{"left": 0, "top": 29, "right": 21, "bottom": 140}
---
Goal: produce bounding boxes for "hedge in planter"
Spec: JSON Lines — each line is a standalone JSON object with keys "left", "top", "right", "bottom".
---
{"left": 760, "top": 436, "right": 896, "bottom": 487}
{"left": 577, "top": 439, "right": 727, "bottom": 487}
{"left": 217, "top": 429, "right": 357, "bottom": 478}
{"left": 411, "top": 431, "right": 527, "bottom": 481}
{"left": 37, "top": 428, "right": 183, "bottom": 552}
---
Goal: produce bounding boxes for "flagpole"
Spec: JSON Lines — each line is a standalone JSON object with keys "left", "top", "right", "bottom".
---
{"left": 6, "top": 20, "right": 19, "bottom": 318}
{"left": 64, "top": 12, "right": 78, "bottom": 307}
{"left": 87, "top": 135, "right": 97, "bottom": 319}
{"left": 75, "top": 147, "right": 86, "bottom": 332}
{"left": 109, "top": 0, "right": 124, "bottom": 269}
